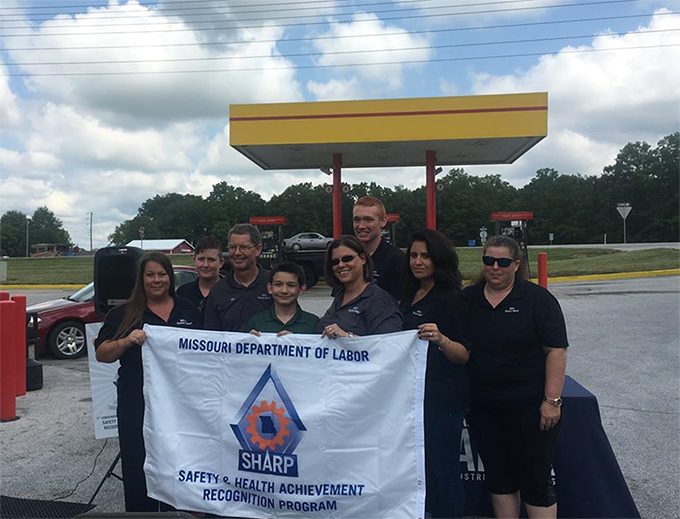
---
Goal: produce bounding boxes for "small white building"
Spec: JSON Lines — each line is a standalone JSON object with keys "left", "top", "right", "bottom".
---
{"left": 125, "top": 239, "right": 194, "bottom": 255}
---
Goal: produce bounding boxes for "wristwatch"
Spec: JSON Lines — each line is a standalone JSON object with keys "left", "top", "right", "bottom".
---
{"left": 543, "top": 396, "right": 563, "bottom": 407}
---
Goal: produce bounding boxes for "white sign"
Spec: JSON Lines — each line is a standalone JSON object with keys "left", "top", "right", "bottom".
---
{"left": 86, "top": 323, "right": 119, "bottom": 439}
{"left": 616, "top": 204, "right": 632, "bottom": 219}
{"left": 479, "top": 230, "right": 488, "bottom": 239}
{"left": 142, "top": 326, "right": 427, "bottom": 518}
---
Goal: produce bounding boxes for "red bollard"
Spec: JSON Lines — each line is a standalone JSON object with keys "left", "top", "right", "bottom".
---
{"left": 11, "top": 295, "right": 27, "bottom": 397}
{"left": 0, "top": 300, "right": 18, "bottom": 421}
{"left": 0, "top": 292, "right": 9, "bottom": 301}
{"left": 538, "top": 252, "right": 548, "bottom": 289}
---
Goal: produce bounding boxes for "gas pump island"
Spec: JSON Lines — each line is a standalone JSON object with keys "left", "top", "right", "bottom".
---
{"left": 230, "top": 92, "right": 548, "bottom": 236}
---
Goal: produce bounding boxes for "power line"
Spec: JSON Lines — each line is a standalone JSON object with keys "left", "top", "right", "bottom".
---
{"left": 0, "top": 0, "right": 369, "bottom": 12}
{"left": 0, "top": 0, "right": 431, "bottom": 22}
{"left": 2, "top": 43, "right": 676, "bottom": 77}
{"left": 3, "top": 12, "right": 674, "bottom": 51}
{"left": 9, "top": 29, "right": 676, "bottom": 66}
{"left": 0, "top": 0, "right": 640, "bottom": 38}
{"left": 0, "top": 1, "right": 503, "bottom": 28}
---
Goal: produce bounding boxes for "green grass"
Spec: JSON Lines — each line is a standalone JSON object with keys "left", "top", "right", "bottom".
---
{"left": 454, "top": 247, "right": 679, "bottom": 281}
{"left": 0, "top": 248, "right": 678, "bottom": 286}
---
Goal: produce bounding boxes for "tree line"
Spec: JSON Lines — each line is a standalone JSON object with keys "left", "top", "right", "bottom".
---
{"left": 107, "top": 133, "right": 678, "bottom": 249}
{"left": 1, "top": 133, "right": 677, "bottom": 257}
{"left": 0, "top": 207, "right": 72, "bottom": 258}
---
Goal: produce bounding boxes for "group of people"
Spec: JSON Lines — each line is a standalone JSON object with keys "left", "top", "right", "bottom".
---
{"left": 95, "top": 195, "right": 569, "bottom": 519}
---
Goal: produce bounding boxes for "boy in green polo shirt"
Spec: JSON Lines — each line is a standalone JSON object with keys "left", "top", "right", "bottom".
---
{"left": 244, "top": 262, "right": 319, "bottom": 336}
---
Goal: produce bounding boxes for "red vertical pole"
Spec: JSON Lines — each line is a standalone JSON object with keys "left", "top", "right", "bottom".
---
{"left": 426, "top": 150, "right": 437, "bottom": 230}
{"left": 538, "top": 252, "right": 548, "bottom": 288}
{"left": 11, "top": 295, "right": 27, "bottom": 396}
{"left": 0, "top": 300, "right": 18, "bottom": 421}
{"left": 333, "top": 153, "right": 343, "bottom": 238}
{"left": 0, "top": 292, "right": 9, "bottom": 301}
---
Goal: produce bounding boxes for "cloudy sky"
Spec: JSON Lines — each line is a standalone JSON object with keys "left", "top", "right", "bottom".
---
{"left": 1, "top": 0, "right": 678, "bottom": 248}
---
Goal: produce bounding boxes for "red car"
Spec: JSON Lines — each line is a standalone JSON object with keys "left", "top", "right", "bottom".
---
{"left": 27, "top": 266, "right": 198, "bottom": 360}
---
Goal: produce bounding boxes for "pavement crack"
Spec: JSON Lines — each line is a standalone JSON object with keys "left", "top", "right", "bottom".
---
{"left": 600, "top": 404, "right": 679, "bottom": 415}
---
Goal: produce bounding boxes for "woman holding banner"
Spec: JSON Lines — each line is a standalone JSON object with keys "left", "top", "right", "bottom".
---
{"left": 464, "top": 235, "right": 568, "bottom": 519}
{"left": 316, "top": 235, "right": 402, "bottom": 337}
{"left": 400, "top": 229, "right": 470, "bottom": 518}
{"left": 95, "top": 252, "right": 201, "bottom": 512}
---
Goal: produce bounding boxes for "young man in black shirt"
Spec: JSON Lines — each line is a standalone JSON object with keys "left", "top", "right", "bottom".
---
{"left": 176, "top": 237, "right": 224, "bottom": 319}
{"left": 352, "top": 196, "right": 407, "bottom": 301}
{"left": 203, "top": 224, "right": 272, "bottom": 331}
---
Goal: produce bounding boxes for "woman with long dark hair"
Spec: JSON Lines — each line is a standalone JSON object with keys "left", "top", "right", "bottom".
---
{"left": 464, "top": 235, "right": 568, "bottom": 519}
{"left": 95, "top": 252, "right": 201, "bottom": 512}
{"left": 316, "top": 235, "right": 402, "bottom": 337}
{"left": 400, "top": 229, "right": 469, "bottom": 518}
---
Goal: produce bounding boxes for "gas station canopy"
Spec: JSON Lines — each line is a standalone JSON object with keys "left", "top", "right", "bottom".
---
{"left": 230, "top": 92, "right": 548, "bottom": 169}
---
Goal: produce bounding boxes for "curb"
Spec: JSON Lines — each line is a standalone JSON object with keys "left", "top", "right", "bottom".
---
{"left": 538, "top": 268, "right": 680, "bottom": 284}
{"left": 0, "top": 284, "right": 87, "bottom": 290}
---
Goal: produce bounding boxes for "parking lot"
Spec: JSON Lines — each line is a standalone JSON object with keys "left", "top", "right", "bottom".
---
{"left": 1, "top": 277, "right": 678, "bottom": 517}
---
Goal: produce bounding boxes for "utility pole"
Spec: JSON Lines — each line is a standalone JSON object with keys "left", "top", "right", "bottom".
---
{"left": 25, "top": 219, "right": 30, "bottom": 257}
{"left": 89, "top": 212, "right": 93, "bottom": 251}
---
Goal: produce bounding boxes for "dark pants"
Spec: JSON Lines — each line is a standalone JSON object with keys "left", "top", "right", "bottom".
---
{"left": 469, "top": 396, "right": 560, "bottom": 507}
{"left": 117, "top": 398, "right": 160, "bottom": 513}
{"left": 425, "top": 410, "right": 466, "bottom": 518}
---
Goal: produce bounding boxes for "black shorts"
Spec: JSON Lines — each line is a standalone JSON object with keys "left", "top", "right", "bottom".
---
{"left": 469, "top": 395, "right": 560, "bottom": 507}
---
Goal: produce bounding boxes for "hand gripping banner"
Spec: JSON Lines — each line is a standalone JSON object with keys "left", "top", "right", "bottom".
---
{"left": 141, "top": 326, "right": 427, "bottom": 518}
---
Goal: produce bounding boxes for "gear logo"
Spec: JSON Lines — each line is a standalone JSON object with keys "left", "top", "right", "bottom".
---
{"left": 231, "top": 364, "right": 306, "bottom": 477}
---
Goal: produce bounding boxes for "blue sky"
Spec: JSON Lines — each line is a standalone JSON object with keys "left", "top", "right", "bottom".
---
{"left": 1, "top": 0, "right": 678, "bottom": 247}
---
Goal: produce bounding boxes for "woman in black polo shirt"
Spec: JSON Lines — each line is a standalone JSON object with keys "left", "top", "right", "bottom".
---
{"left": 400, "top": 229, "right": 470, "bottom": 518}
{"left": 316, "top": 235, "right": 402, "bottom": 337}
{"left": 463, "top": 236, "right": 568, "bottom": 519}
{"left": 95, "top": 252, "right": 201, "bottom": 512}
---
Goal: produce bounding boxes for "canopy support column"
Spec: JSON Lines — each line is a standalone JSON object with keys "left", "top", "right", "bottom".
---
{"left": 333, "top": 153, "right": 343, "bottom": 238}
{"left": 426, "top": 150, "right": 437, "bottom": 230}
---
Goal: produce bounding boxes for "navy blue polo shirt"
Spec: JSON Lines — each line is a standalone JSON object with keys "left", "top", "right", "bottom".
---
{"left": 316, "top": 283, "right": 403, "bottom": 336}
{"left": 401, "top": 288, "right": 470, "bottom": 414}
{"left": 94, "top": 297, "right": 201, "bottom": 404}
{"left": 203, "top": 267, "right": 272, "bottom": 332}
{"left": 462, "top": 278, "right": 569, "bottom": 398}
{"left": 371, "top": 239, "right": 407, "bottom": 301}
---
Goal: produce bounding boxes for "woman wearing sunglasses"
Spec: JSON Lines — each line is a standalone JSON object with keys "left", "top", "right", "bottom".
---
{"left": 463, "top": 235, "right": 569, "bottom": 519}
{"left": 316, "top": 235, "right": 402, "bottom": 338}
{"left": 400, "top": 229, "right": 470, "bottom": 518}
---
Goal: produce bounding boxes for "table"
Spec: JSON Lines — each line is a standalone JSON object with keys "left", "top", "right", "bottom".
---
{"left": 460, "top": 376, "right": 641, "bottom": 518}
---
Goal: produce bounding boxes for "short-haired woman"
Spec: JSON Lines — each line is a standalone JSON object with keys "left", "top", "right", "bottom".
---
{"left": 463, "top": 235, "right": 568, "bottom": 519}
{"left": 400, "top": 229, "right": 469, "bottom": 518}
{"left": 316, "top": 235, "right": 402, "bottom": 337}
{"left": 95, "top": 252, "right": 201, "bottom": 512}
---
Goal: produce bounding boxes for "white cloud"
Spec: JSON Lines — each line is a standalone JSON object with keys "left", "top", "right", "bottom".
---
{"left": 312, "top": 13, "right": 432, "bottom": 90}
{"left": 5, "top": 4, "right": 304, "bottom": 127}
{"left": 307, "top": 77, "right": 363, "bottom": 101}
{"left": 464, "top": 9, "right": 680, "bottom": 182}
{"left": 0, "top": 66, "right": 22, "bottom": 129}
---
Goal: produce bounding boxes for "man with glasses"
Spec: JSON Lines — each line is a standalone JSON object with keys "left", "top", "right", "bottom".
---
{"left": 352, "top": 196, "right": 407, "bottom": 301}
{"left": 204, "top": 224, "right": 272, "bottom": 331}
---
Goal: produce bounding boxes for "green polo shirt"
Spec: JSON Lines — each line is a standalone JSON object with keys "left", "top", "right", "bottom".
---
{"left": 243, "top": 304, "right": 320, "bottom": 334}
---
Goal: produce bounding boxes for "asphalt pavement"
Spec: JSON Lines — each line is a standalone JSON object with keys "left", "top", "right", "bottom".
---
{"left": 1, "top": 278, "right": 678, "bottom": 518}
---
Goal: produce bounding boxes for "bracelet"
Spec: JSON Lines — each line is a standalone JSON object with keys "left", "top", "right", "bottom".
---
{"left": 543, "top": 396, "right": 563, "bottom": 407}
{"left": 437, "top": 339, "right": 447, "bottom": 352}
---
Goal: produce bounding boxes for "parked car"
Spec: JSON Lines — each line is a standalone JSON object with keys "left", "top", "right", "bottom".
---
{"left": 27, "top": 265, "right": 198, "bottom": 360}
{"left": 283, "top": 232, "right": 333, "bottom": 251}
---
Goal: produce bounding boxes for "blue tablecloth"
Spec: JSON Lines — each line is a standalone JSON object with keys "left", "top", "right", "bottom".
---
{"left": 461, "top": 376, "right": 641, "bottom": 518}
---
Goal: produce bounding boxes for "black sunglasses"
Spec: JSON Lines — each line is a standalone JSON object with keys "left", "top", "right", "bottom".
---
{"left": 482, "top": 255, "right": 515, "bottom": 268}
{"left": 330, "top": 254, "right": 358, "bottom": 266}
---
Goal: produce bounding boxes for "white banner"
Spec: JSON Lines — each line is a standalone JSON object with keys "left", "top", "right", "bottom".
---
{"left": 86, "top": 322, "right": 119, "bottom": 439}
{"left": 142, "top": 325, "right": 427, "bottom": 518}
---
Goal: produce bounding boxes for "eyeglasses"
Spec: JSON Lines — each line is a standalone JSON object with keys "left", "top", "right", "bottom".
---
{"left": 330, "top": 254, "right": 358, "bottom": 266}
{"left": 482, "top": 255, "right": 515, "bottom": 268}
{"left": 228, "top": 245, "right": 255, "bottom": 253}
